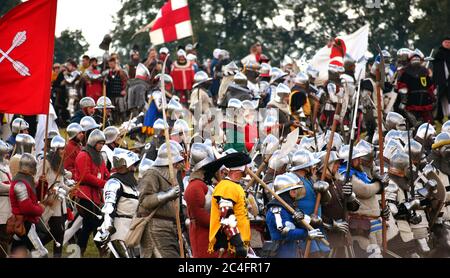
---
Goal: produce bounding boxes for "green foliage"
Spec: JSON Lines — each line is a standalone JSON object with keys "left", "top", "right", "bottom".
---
{"left": 54, "top": 30, "right": 90, "bottom": 64}
{"left": 112, "top": 0, "right": 449, "bottom": 64}
{"left": 0, "top": 0, "right": 21, "bottom": 18}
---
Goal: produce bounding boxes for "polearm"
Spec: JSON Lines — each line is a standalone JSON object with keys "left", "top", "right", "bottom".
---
{"left": 245, "top": 169, "right": 329, "bottom": 246}
{"left": 159, "top": 54, "right": 184, "bottom": 258}
{"left": 244, "top": 143, "right": 278, "bottom": 192}
{"left": 38, "top": 112, "right": 50, "bottom": 201}
{"left": 375, "top": 45, "right": 387, "bottom": 252}
{"left": 304, "top": 84, "right": 342, "bottom": 258}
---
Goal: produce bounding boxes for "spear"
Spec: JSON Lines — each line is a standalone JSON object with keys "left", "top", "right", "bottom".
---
{"left": 159, "top": 54, "right": 185, "bottom": 258}
{"left": 375, "top": 44, "right": 387, "bottom": 252}
{"left": 304, "top": 82, "right": 343, "bottom": 258}
{"left": 246, "top": 169, "right": 329, "bottom": 246}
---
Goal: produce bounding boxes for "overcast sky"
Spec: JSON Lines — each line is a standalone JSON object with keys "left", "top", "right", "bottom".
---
{"left": 55, "top": 0, "right": 122, "bottom": 57}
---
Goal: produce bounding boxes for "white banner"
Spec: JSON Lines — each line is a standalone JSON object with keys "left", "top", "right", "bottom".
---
{"left": 311, "top": 24, "right": 370, "bottom": 84}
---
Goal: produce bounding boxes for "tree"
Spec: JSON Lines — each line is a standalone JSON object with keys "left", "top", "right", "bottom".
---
{"left": 54, "top": 30, "right": 89, "bottom": 64}
{"left": 112, "top": 0, "right": 286, "bottom": 64}
{"left": 414, "top": 0, "right": 450, "bottom": 54}
{"left": 0, "top": 0, "right": 21, "bottom": 18}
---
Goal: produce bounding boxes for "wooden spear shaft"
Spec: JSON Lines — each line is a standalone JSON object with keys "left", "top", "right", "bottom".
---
{"left": 40, "top": 112, "right": 50, "bottom": 201}
{"left": 375, "top": 68, "right": 387, "bottom": 252}
{"left": 303, "top": 101, "right": 342, "bottom": 258}
{"left": 246, "top": 169, "right": 330, "bottom": 246}
{"left": 159, "top": 54, "right": 184, "bottom": 258}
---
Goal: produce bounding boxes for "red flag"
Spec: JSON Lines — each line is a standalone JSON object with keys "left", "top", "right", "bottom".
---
{"left": 149, "top": 0, "right": 193, "bottom": 45}
{"left": 0, "top": 0, "right": 58, "bottom": 115}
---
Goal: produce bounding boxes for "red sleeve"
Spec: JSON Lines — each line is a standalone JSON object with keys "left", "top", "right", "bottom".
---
{"left": 185, "top": 181, "right": 210, "bottom": 228}
{"left": 396, "top": 80, "right": 408, "bottom": 90}
{"left": 75, "top": 152, "right": 106, "bottom": 188}
{"left": 18, "top": 199, "right": 44, "bottom": 216}
{"left": 120, "top": 70, "right": 128, "bottom": 90}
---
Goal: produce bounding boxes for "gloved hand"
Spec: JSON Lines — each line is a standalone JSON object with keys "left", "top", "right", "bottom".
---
{"left": 404, "top": 199, "right": 421, "bottom": 211}
{"left": 310, "top": 215, "right": 323, "bottom": 228}
{"left": 292, "top": 210, "right": 304, "bottom": 226}
{"left": 380, "top": 203, "right": 390, "bottom": 220}
{"left": 342, "top": 182, "right": 353, "bottom": 197}
{"left": 307, "top": 228, "right": 325, "bottom": 240}
{"left": 157, "top": 185, "right": 180, "bottom": 203}
{"left": 230, "top": 234, "right": 247, "bottom": 258}
{"left": 332, "top": 220, "right": 349, "bottom": 234}
{"left": 373, "top": 172, "right": 389, "bottom": 187}
{"left": 313, "top": 181, "right": 330, "bottom": 193}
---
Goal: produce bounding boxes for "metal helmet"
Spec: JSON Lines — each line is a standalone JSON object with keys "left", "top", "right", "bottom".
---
{"left": 274, "top": 83, "right": 291, "bottom": 103}
{"left": 241, "top": 100, "right": 256, "bottom": 110}
{"left": 442, "top": 120, "right": 450, "bottom": 134}
{"left": 67, "top": 123, "right": 84, "bottom": 140}
{"left": 79, "top": 97, "right": 96, "bottom": 109}
{"left": 261, "top": 134, "right": 279, "bottom": 155}
{"left": 409, "top": 48, "right": 425, "bottom": 60}
{"left": 432, "top": 132, "right": 450, "bottom": 150}
{"left": 138, "top": 158, "right": 154, "bottom": 179}
{"left": 290, "top": 149, "right": 321, "bottom": 171}
{"left": 319, "top": 131, "right": 344, "bottom": 152}
{"left": 415, "top": 123, "right": 436, "bottom": 142}
{"left": 222, "top": 61, "right": 239, "bottom": 76}
{"left": 153, "top": 118, "right": 168, "bottom": 132}
{"left": 306, "top": 64, "right": 319, "bottom": 79}
{"left": 0, "top": 140, "right": 12, "bottom": 156}
{"left": 153, "top": 142, "right": 184, "bottom": 166}
{"left": 104, "top": 126, "right": 120, "bottom": 145}
{"left": 155, "top": 73, "right": 173, "bottom": 84}
{"left": 233, "top": 72, "right": 248, "bottom": 86}
{"left": 259, "top": 63, "right": 271, "bottom": 77}
{"left": 383, "top": 139, "right": 403, "bottom": 162}
{"left": 171, "top": 119, "right": 190, "bottom": 136}
{"left": 385, "top": 130, "right": 401, "bottom": 145}
{"left": 388, "top": 151, "right": 409, "bottom": 177}
{"left": 338, "top": 145, "right": 350, "bottom": 162}
{"left": 397, "top": 130, "right": 413, "bottom": 146}
{"left": 299, "top": 136, "right": 316, "bottom": 152}
{"left": 274, "top": 172, "right": 303, "bottom": 195}
{"left": 268, "top": 150, "right": 290, "bottom": 171}
{"left": 15, "top": 134, "right": 35, "bottom": 154}
{"left": 167, "top": 98, "right": 183, "bottom": 112}
{"left": 112, "top": 148, "right": 140, "bottom": 169}
{"left": 135, "top": 63, "right": 150, "bottom": 78}
{"left": 87, "top": 129, "right": 106, "bottom": 147}
{"left": 405, "top": 139, "right": 423, "bottom": 163}
{"left": 11, "top": 118, "right": 29, "bottom": 134}
{"left": 386, "top": 112, "right": 407, "bottom": 131}
{"left": 19, "top": 153, "right": 37, "bottom": 176}
{"left": 80, "top": 116, "right": 101, "bottom": 131}
{"left": 193, "top": 71, "right": 211, "bottom": 88}
{"left": 270, "top": 67, "right": 288, "bottom": 84}
{"left": 294, "top": 72, "right": 309, "bottom": 85}
{"left": 189, "top": 143, "right": 215, "bottom": 172}
{"left": 318, "top": 150, "right": 340, "bottom": 167}
{"left": 397, "top": 48, "right": 411, "bottom": 60}
{"left": 50, "top": 135, "right": 66, "bottom": 150}
{"left": 227, "top": 98, "right": 242, "bottom": 109}
{"left": 96, "top": 96, "right": 115, "bottom": 109}
{"left": 355, "top": 139, "right": 374, "bottom": 160}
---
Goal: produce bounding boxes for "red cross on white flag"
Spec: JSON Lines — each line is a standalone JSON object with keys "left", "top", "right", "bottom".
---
{"left": 150, "top": 0, "right": 193, "bottom": 45}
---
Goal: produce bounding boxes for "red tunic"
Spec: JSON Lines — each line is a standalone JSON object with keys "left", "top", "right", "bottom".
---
{"left": 85, "top": 69, "right": 103, "bottom": 102}
{"left": 170, "top": 62, "right": 195, "bottom": 91}
{"left": 64, "top": 139, "right": 82, "bottom": 177}
{"left": 184, "top": 179, "right": 215, "bottom": 258}
{"left": 9, "top": 180, "right": 44, "bottom": 223}
{"left": 74, "top": 150, "right": 109, "bottom": 205}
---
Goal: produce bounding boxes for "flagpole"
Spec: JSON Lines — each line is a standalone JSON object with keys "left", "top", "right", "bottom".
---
{"left": 160, "top": 54, "right": 185, "bottom": 258}
{"left": 40, "top": 111, "right": 50, "bottom": 201}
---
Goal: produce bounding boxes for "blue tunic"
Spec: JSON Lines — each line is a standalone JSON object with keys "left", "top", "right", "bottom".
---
{"left": 296, "top": 176, "right": 330, "bottom": 254}
{"left": 266, "top": 205, "right": 307, "bottom": 258}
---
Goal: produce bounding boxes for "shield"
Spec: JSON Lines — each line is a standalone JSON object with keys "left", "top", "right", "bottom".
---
{"left": 423, "top": 171, "right": 447, "bottom": 228}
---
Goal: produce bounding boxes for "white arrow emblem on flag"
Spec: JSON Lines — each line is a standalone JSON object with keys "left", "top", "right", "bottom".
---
{"left": 0, "top": 31, "right": 31, "bottom": 77}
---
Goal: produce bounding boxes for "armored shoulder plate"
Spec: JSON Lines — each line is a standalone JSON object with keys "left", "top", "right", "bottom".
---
{"left": 14, "top": 181, "right": 29, "bottom": 202}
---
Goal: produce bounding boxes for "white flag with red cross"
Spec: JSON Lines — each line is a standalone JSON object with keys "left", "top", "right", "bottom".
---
{"left": 149, "top": 0, "right": 193, "bottom": 45}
